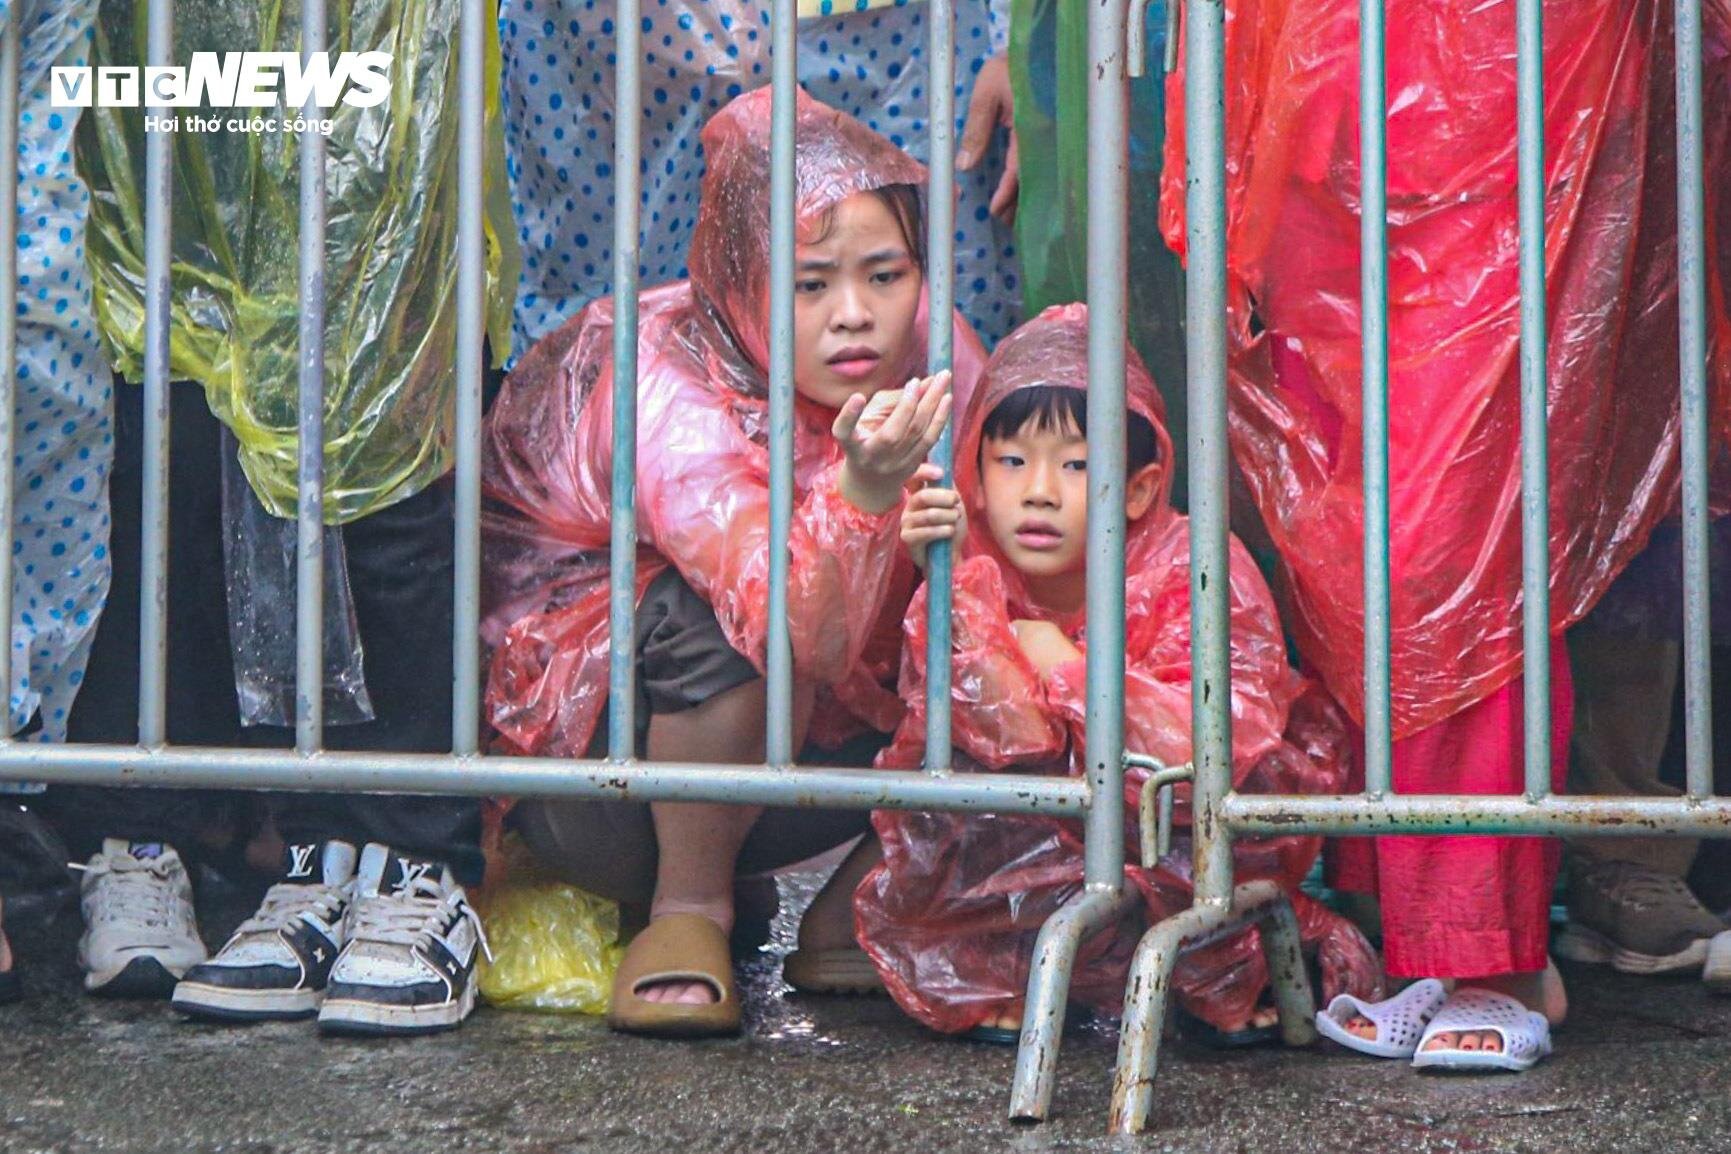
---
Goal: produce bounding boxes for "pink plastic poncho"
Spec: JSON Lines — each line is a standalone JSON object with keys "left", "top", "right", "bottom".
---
{"left": 1161, "top": 0, "right": 1731, "bottom": 737}
{"left": 481, "top": 88, "right": 987, "bottom": 757}
{"left": 854, "top": 304, "right": 1383, "bottom": 1034}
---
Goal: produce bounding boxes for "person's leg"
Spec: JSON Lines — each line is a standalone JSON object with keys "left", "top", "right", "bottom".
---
{"left": 517, "top": 567, "right": 870, "bottom": 1011}
{"left": 38, "top": 381, "right": 227, "bottom": 997}
{"left": 1343, "top": 646, "right": 1572, "bottom": 1052}
{"left": 635, "top": 676, "right": 817, "bottom": 1004}
{"left": 47, "top": 380, "right": 237, "bottom": 861}
{"left": 1566, "top": 629, "right": 1693, "bottom": 872}
{"left": 260, "top": 480, "right": 483, "bottom": 883}
{"left": 1386, "top": 648, "right": 1571, "bottom": 1053}
{"left": 1558, "top": 628, "right": 1723, "bottom": 972}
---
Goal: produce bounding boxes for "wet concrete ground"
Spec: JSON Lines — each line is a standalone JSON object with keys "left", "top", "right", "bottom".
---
{"left": 3, "top": 872, "right": 1731, "bottom": 1154}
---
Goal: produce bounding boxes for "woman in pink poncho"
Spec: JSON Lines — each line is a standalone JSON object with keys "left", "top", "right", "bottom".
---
{"left": 481, "top": 88, "right": 986, "bottom": 1037}
{"left": 853, "top": 303, "right": 1383, "bottom": 1041}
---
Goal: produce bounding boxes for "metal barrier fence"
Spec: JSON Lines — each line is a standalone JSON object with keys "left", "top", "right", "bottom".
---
{"left": 1104, "top": 0, "right": 1722, "bottom": 1135}
{"left": 0, "top": 0, "right": 1144, "bottom": 1128}
{"left": 0, "top": 0, "right": 1715, "bottom": 1136}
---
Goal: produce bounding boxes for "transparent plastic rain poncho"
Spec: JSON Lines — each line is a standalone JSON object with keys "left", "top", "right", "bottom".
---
{"left": 1160, "top": 0, "right": 1731, "bottom": 737}
{"left": 481, "top": 88, "right": 987, "bottom": 758}
{"left": 854, "top": 304, "right": 1382, "bottom": 1034}
{"left": 77, "top": 0, "right": 514, "bottom": 525}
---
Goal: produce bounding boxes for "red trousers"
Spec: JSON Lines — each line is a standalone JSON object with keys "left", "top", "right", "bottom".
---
{"left": 1328, "top": 646, "right": 1573, "bottom": 978}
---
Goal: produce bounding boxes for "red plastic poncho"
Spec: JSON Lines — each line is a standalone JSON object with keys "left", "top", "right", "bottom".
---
{"left": 854, "top": 304, "right": 1383, "bottom": 1034}
{"left": 1161, "top": 0, "right": 1731, "bottom": 736}
{"left": 481, "top": 88, "right": 987, "bottom": 757}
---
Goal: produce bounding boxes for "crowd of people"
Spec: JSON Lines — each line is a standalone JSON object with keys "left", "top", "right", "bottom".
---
{"left": 1, "top": 0, "right": 1727, "bottom": 1077}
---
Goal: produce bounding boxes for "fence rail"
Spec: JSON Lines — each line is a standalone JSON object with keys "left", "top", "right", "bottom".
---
{"left": 0, "top": 0, "right": 1718, "bottom": 1136}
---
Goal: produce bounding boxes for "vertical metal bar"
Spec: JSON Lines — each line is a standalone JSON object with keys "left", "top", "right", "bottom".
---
{"left": 139, "top": 0, "right": 174, "bottom": 747}
{"left": 1359, "top": 0, "right": 1391, "bottom": 797}
{"left": 452, "top": 0, "right": 486, "bottom": 755}
{"left": 922, "top": 0, "right": 956, "bottom": 774}
{"left": 1676, "top": 0, "right": 1713, "bottom": 801}
{"left": 606, "top": 0, "right": 644, "bottom": 761}
{"left": 765, "top": 0, "right": 797, "bottom": 765}
{"left": 1082, "top": 0, "right": 1129, "bottom": 890}
{"left": 0, "top": 16, "right": 18, "bottom": 739}
{"left": 1184, "top": 0, "right": 1234, "bottom": 906}
{"left": 294, "top": 0, "right": 328, "bottom": 754}
{"left": 1516, "top": 0, "right": 1551, "bottom": 799}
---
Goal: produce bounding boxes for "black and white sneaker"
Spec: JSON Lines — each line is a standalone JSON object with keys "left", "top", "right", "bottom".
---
{"left": 316, "top": 844, "right": 488, "bottom": 1037}
{"left": 172, "top": 841, "right": 358, "bottom": 1022}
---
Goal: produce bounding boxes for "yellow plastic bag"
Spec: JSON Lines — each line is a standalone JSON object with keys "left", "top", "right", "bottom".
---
{"left": 475, "top": 846, "right": 624, "bottom": 1014}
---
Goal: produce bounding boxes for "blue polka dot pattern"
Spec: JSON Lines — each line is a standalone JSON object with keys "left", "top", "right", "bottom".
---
{"left": 2, "top": 0, "right": 114, "bottom": 773}
{"left": 499, "top": 0, "right": 1019, "bottom": 366}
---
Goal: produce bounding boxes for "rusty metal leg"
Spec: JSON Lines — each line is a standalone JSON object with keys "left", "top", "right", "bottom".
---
{"left": 1008, "top": 887, "right": 1137, "bottom": 1122}
{"left": 1109, "top": 902, "right": 1218, "bottom": 1134}
{"left": 1258, "top": 884, "right": 1319, "bottom": 1047}
{"left": 1108, "top": 881, "right": 1314, "bottom": 1134}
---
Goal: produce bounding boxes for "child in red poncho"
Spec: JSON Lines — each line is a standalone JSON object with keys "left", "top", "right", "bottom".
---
{"left": 480, "top": 89, "right": 988, "bottom": 1038}
{"left": 853, "top": 304, "right": 1383, "bottom": 1040}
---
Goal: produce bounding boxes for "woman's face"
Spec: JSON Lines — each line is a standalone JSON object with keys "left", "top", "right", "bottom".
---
{"left": 790, "top": 192, "right": 924, "bottom": 410}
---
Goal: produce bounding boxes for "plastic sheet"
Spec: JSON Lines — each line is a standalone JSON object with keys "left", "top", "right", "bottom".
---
{"left": 1009, "top": 0, "right": 1188, "bottom": 501}
{"left": 1160, "top": 0, "right": 1731, "bottom": 736}
{"left": 475, "top": 836, "right": 623, "bottom": 1014}
{"left": 76, "top": 0, "right": 514, "bottom": 525}
{"left": 480, "top": 89, "right": 987, "bottom": 758}
{"left": 219, "top": 431, "right": 373, "bottom": 727}
{"left": 855, "top": 304, "right": 1383, "bottom": 1034}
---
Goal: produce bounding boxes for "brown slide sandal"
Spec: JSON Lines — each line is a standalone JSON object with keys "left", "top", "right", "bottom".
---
{"left": 607, "top": 913, "right": 742, "bottom": 1038}
{"left": 782, "top": 946, "right": 884, "bottom": 995}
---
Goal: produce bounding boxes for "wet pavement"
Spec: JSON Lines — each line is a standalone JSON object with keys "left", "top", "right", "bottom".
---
{"left": 3, "top": 872, "right": 1731, "bottom": 1153}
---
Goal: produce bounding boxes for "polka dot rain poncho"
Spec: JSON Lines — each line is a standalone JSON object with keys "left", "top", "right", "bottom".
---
{"left": 3, "top": 0, "right": 113, "bottom": 766}
{"left": 498, "top": 0, "right": 1020, "bottom": 363}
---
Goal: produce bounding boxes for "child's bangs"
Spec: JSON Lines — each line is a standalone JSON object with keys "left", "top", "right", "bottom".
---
{"left": 981, "top": 385, "right": 1089, "bottom": 443}
{"left": 981, "top": 385, "right": 1161, "bottom": 473}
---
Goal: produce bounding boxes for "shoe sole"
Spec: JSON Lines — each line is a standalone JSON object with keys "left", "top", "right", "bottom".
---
{"left": 172, "top": 982, "right": 323, "bottom": 1022}
{"left": 85, "top": 956, "right": 184, "bottom": 999}
{"left": 1554, "top": 924, "right": 1709, "bottom": 975}
{"left": 317, "top": 981, "right": 477, "bottom": 1037}
{"left": 782, "top": 948, "right": 885, "bottom": 996}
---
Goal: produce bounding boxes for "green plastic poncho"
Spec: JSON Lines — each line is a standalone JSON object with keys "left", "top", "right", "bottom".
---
{"left": 1009, "top": 0, "right": 1187, "bottom": 501}
{"left": 77, "top": 0, "right": 517, "bottom": 524}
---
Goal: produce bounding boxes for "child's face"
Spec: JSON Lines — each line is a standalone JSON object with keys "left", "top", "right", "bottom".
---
{"left": 977, "top": 409, "right": 1163, "bottom": 606}
{"left": 979, "top": 416, "right": 1093, "bottom": 589}
{"left": 791, "top": 192, "right": 924, "bottom": 410}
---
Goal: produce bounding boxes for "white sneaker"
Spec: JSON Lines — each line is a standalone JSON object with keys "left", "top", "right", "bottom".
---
{"left": 173, "top": 840, "right": 359, "bottom": 1022}
{"left": 317, "top": 844, "right": 488, "bottom": 1036}
{"left": 78, "top": 839, "right": 206, "bottom": 997}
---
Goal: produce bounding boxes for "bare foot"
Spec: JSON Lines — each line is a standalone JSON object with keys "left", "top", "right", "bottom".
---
{"left": 981, "top": 1008, "right": 1022, "bottom": 1033}
{"left": 1420, "top": 957, "right": 1567, "bottom": 1054}
{"left": 0, "top": 894, "right": 11, "bottom": 974}
{"left": 1242, "top": 1003, "right": 1280, "bottom": 1032}
{"left": 635, "top": 901, "right": 734, "bottom": 1006}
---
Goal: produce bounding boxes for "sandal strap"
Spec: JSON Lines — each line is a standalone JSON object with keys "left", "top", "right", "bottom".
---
{"left": 1323, "top": 978, "right": 1446, "bottom": 1043}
